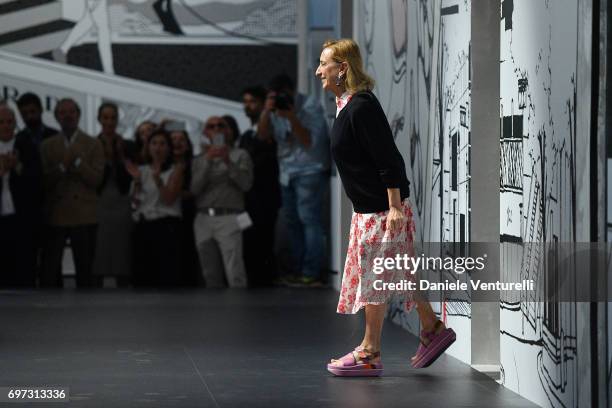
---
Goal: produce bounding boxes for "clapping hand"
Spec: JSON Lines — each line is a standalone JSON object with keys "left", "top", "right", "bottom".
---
{"left": 0, "top": 152, "right": 18, "bottom": 176}
{"left": 205, "top": 145, "right": 229, "bottom": 162}
{"left": 62, "top": 147, "right": 77, "bottom": 170}
{"left": 124, "top": 160, "right": 141, "bottom": 181}
{"left": 151, "top": 162, "right": 161, "bottom": 178}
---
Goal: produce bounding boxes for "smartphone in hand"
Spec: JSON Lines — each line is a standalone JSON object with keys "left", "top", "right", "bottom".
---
{"left": 212, "top": 133, "right": 225, "bottom": 146}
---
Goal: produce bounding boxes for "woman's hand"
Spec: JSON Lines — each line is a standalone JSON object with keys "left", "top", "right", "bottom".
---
{"left": 205, "top": 145, "right": 229, "bottom": 162}
{"left": 125, "top": 160, "right": 141, "bottom": 180}
{"left": 386, "top": 206, "right": 405, "bottom": 234}
{"left": 151, "top": 162, "right": 161, "bottom": 176}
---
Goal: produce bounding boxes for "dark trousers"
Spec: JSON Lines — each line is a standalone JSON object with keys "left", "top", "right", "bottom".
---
{"left": 180, "top": 202, "right": 200, "bottom": 287}
{"left": 243, "top": 210, "right": 278, "bottom": 287}
{"left": 41, "top": 224, "right": 98, "bottom": 288}
{"left": 132, "top": 216, "right": 182, "bottom": 287}
{"left": 0, "top": 215, "right": 37, "bottom": 288}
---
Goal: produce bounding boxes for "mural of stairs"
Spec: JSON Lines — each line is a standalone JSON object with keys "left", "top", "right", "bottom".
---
{"left": 0, "top": 1, "right": 298, "bottom": 102}
{"left": 0, "top": 0, "right": 74, "bottom": 56}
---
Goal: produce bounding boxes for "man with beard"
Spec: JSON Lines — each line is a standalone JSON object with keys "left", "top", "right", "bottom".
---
{"left": 238, "top": 86, "right": 281, "bottom": 287}
{"left": 16, "top": 93, "right": 58, "bottom": 149}
{"left": 15, "top": 93, "right": 57, "bottom": 280}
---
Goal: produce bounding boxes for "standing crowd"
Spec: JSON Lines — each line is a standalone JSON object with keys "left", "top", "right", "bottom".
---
{"left": 0, "top": 74, "right": 330, "bottom": 289}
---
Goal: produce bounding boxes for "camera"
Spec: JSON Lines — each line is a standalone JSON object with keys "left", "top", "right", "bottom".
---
{"left": 274, "top": 92, "right": 294, "bottom": 110}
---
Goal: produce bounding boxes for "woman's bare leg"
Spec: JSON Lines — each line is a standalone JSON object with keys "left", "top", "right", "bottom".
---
{"left": 331, "top": 303, "right": 386, "bottom": 366}
{"left": 412, "top": 299, "right": 446, "bottom": 362}
{"left": 415, "top": 299, "right": 438, "bottom": 332}
{"left": 358, "top": 303, "right": 387, "bottom": 352}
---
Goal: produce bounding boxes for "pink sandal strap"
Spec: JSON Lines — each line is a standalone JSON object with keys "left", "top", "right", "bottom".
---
{"left": 331, "top": 348, "right": 381, "bottom": 367}
{"left": 419, "top": 320, "right": 444, "bottom": 345}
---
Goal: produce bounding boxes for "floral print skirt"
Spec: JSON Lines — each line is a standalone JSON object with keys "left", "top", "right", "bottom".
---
{"left": 337, "top": 198, "right": 417, "bottom": 314}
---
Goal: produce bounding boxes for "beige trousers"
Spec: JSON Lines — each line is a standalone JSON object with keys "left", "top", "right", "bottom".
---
{"left": 193, "top": 213, "right": 247, "bottom": 288}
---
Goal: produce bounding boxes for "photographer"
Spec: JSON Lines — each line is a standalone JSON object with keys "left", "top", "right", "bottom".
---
{"left": 191, "top": 116, "right": 253, "bottom": 288}
{"left": 257, "top": 74, "right": 330, "bottom": 287}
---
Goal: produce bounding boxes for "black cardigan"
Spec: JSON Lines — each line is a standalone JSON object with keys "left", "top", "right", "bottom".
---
{"left": 330, "top": 91, "right": 410, "bottom": 213}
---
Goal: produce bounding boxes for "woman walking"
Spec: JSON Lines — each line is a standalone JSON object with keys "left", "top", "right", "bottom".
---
{"left": 315, "top": 39, "right": 456, "bottom": 376}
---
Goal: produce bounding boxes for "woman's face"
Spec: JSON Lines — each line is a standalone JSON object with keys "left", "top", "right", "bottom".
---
{"left": 171, "top": 131, "right": 188, "bottom": 157}
{"left": 98, "top": 107, "right": 118, "bottom": 135}
{"left": 315, "top": 47, "right": 344, "bottom": 93}
{"left": 149, "top": 134, "right": 169, "bottom": 163}
{"left": 137, "top": 121, "right": 155, "bottom": 144}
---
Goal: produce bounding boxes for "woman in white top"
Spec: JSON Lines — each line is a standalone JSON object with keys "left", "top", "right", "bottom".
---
{"left": 126, "top": 128, "right": 184, "bottom": 287}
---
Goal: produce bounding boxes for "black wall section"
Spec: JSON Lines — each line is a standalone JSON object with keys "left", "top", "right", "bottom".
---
{"left": 38, "top": 44, "right": 297, "bottom": 102}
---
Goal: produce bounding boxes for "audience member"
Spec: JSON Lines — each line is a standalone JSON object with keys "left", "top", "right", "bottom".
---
{"left": 128, "top": 120, "right": 156, "bottom": 164}
{"left": 127, "top": 128, "right": 184, "bottom": 287}
{"left": 222, "top": 115, "right": 241, "bottom": 147}
{"left": 15, "top": 92, "right": 58, "bottom": 149}
{"left": 170, "top": 128, "right": 200, "bottom": 286}
{"left": 191, "top": 116, "right": 253, "bottom": 288}
{"left": 92, "top": 102, "right": 133, "bottom": 286}
{"left": 2, "top": 81, "right": 332, "bottom": 291}
{"left": 15, "top": 92, "right": 55, "bottom": 276}
{"left": 40, "top": 98, "right": 105, "bottom": 288}
{"left": 237, "top": 87, "right": 281, "bottom": 286}
{"left": 257, "top": 74, "right": 330, "bottom": 287}
{"left": 0, "top": 105, "right": 42, "bottom": 287}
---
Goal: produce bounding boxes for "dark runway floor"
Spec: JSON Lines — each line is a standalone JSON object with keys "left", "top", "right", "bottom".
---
{"left": 0, "top": 289, "right": 537, "bottom": 408}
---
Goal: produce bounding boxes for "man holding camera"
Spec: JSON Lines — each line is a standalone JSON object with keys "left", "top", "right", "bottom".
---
{"left": 258, "top": 74, "right": 330, "bottom": 287}
{"left": 191, "top": 116, "right": 253, "bottom": 288}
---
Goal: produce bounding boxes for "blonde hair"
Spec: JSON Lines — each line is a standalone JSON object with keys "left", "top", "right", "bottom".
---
{"left": 322, "top": 38, "right": 375, "bottom": 93}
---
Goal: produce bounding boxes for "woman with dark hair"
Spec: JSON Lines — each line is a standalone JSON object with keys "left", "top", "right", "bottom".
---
{"left": 170, "top": 129, "right": 199, "bottom": 286}
{"left": 130, "top": 120, "right": 156, "bottom": 164}
{"left": 222, "top": 114, "right": 241, "bottom": 147}
{"left": 92, "top": 102, "right": 133, "bottom": 286}
{"left": 317, "top": 39, "right": 456, "bottom": 376}
{"left": 170, "top": 129, "right": 193, "bottom": 161}
{"left": 127, "top": 129, "right": 184, "bottom": 287}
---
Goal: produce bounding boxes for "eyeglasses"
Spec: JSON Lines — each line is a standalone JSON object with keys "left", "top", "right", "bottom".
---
{"left": 206, "top": 122, "right": 227, "bottom": 130}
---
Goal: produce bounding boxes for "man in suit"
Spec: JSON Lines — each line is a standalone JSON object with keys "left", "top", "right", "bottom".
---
{"left": 238, "top": 86, "right": 281, "bottom": 286}
{"left": 40, "top": 98, "right": 104, "bottom": 288}
{"left": 0, "top": 104, "right": 42, "bottom": 287}
{"left": 16, "top": 93, "right": 58, "bottom": 149}
{"left": 16, "top": 93, "right": 58, "bottom": 278}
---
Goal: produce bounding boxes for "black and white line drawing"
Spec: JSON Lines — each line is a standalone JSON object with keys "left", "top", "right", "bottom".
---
{"left": 499, "top": 0, "right": 587, "bottom": 406}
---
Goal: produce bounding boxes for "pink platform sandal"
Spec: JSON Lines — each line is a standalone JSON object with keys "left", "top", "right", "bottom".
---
{"left": 327, "top": 347, "right": 383, "bottom": 377}
{"left": 411, "top": 320, "right": 456, "bottom": 368}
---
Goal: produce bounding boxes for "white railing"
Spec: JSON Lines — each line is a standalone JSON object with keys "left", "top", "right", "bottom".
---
{"left": 0, "top": 50, "right": 248, "bottom": 141}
